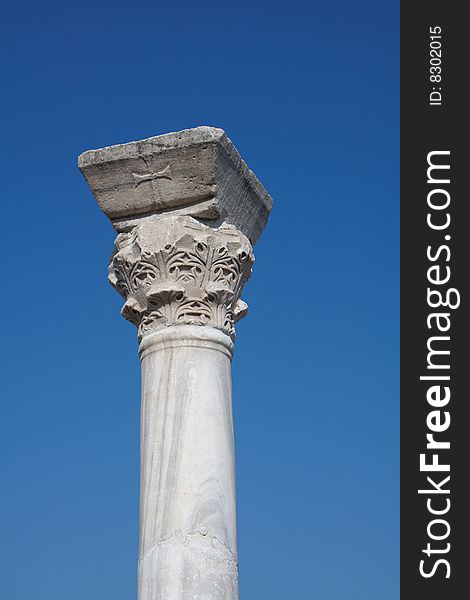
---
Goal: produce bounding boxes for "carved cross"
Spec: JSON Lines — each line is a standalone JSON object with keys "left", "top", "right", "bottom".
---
{"left": 132, "top": 164, "right": 172, "bottom": 186}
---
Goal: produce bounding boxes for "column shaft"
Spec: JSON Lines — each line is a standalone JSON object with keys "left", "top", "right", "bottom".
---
{"left": 138, "top": 326, "right": 238, "bottom": 600}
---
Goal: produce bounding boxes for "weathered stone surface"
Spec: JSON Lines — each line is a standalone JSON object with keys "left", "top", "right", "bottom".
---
{"left": 78, "top": 126, "right": 272, "bottom": 244}
{"left": 108, "top": 215, "right": 254, "bottom": 341}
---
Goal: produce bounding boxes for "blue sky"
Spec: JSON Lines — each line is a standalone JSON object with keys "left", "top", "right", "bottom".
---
{"left": 0, "top": 2, "right": 398, "bottom": 598}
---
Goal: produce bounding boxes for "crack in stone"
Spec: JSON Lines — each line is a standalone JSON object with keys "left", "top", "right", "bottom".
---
{"left": 139, "top": 529, "right": 238, "bottom": 566}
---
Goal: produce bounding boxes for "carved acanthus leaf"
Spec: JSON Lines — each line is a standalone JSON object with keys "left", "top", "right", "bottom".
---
{"left": 108, "top": 216, "right": 254, "bottom": 341}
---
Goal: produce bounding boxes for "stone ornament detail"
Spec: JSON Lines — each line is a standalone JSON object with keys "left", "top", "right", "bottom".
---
{"left": 108, "top": 216, "right": 254, "bottom": 341}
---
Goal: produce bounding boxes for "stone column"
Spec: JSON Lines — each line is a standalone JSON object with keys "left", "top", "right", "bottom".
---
{"left": 78, "top": 127, "right": 272, "bottom": 600}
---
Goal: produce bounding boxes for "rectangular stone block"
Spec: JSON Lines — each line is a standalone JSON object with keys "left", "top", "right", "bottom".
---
{"left": 78, "top": 126, "right": 272, "bottom": 244}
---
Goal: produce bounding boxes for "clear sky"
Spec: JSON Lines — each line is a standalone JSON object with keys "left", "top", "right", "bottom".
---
{"left": 0, "top": 2, "right": 398, "bottom": 598}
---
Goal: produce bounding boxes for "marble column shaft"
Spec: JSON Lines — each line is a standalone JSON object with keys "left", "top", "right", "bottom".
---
{"left": 139, "top": 326, "right": 236, "bottom": 599}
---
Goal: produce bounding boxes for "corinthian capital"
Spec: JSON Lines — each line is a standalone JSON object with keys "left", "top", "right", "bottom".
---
{"left": 108, "top": 216, "right": 254, "bottom": 340}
